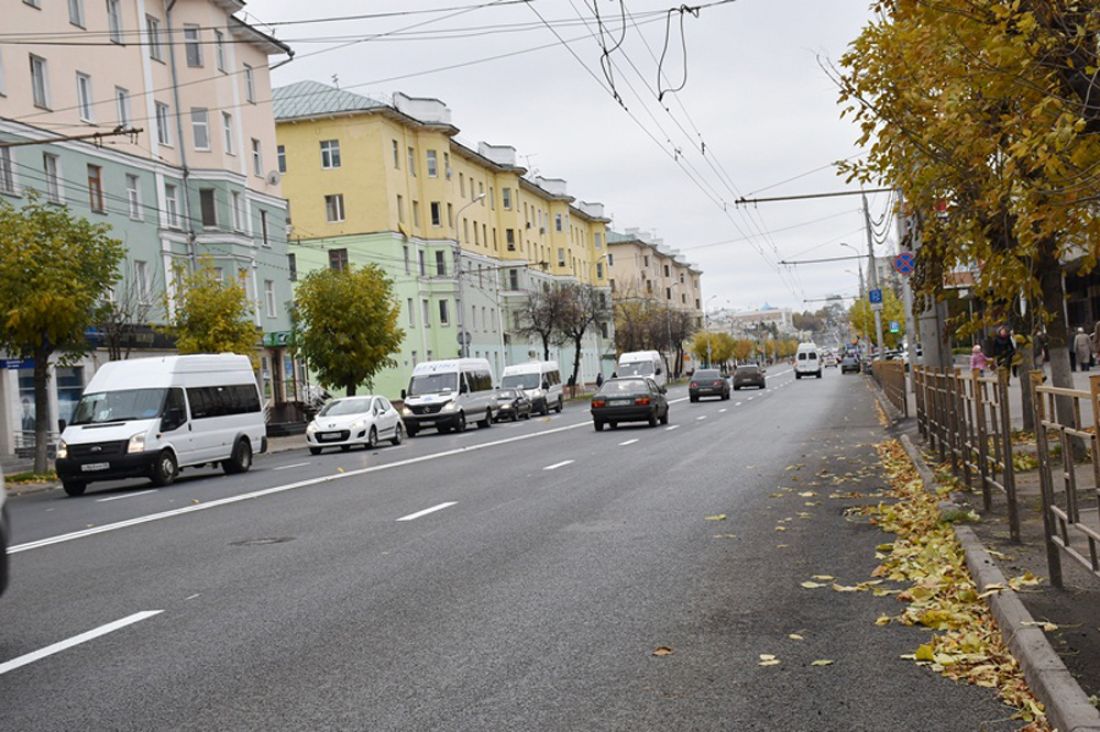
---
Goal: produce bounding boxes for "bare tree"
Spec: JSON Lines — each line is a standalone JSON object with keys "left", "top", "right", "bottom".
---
{"left": 98, "top": 266, "right": 160, "bottom": 361}
{"left": 515, "top": 286, "right": 568, "bottom": 361}
{"left": 558, "top": 284, "right": 612, "bottom": 387}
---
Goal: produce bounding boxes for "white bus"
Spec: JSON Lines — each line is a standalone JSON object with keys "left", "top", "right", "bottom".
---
{"left": 500, "top": 361, "right": 563, "bottom": 415}
{"left": 617, "top": 350, "right": 666, "bottom": 387}
{"left": 400, "top": 358, "right": 496, "bottom": 435}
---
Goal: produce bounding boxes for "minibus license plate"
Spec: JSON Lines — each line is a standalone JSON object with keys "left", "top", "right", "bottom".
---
{"left": 81, "top": 462, "right": 110, "bottom": 472}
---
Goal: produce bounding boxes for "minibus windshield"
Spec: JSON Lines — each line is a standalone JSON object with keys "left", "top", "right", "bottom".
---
{"left": 408, "top": 373, "right": 458, "bottom": 396}
{"left": 618, "top": 362, "right": 655, "bottom": 377}
{"left": 70, "top": 388, "right": 168, "bottom": 425}
{"left": 501, "top": 373, "right": 539, "bottom": 390}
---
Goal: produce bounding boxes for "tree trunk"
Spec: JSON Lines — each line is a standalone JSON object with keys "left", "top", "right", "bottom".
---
{"left": 33, "top": 347, "right": 51, "bottom": 475}
{"left": 570, "top": 335, "right": 583, "bottom": 392}
{"left": 1038, "top": 241, "right": 1082, "bottom": 456}
{"left": 346, "top": 383, "right": 357, "bottom": 397}
{"left": 541, "top": 335, "right": 551, "bottom": 362}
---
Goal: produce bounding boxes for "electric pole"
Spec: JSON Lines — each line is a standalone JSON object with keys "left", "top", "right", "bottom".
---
{"left": 863, "top": 192, "right": 885, "bottom": 359}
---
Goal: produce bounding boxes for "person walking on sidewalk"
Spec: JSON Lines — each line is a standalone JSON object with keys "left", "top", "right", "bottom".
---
{"left": 969, "top": 344, "right": 990, "bottom": 374}
{"left": 991, "top": 326, "right": 1016, "bottom": 381}
{"left": 1073, "top": 326, "right": 1093, "bottom": 372}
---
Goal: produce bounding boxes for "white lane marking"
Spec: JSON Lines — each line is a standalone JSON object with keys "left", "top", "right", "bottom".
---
{"left": 618, "top": 439, "right": 639, "bottom": 446}
{"left": 185, "top": 594, "right": 201, "bottom": 601}
{"left": 735, "top": 402, "right": 743, "bottom": 406}
{"left": 95, "top": 489, "right": 157, "bottom": 503}
{"left": 0, "top": 611, "right": 162, "bottom": 676}
{"left": 696, "top": 415, "right": 707, "bottom": 421}
{"left": 396, "top": 501, "right": 457, "bottom": 522}
{"left": 719, "top": 408, "right": 727, "bottom": 413}
{"left": 767, "top": 368, "right": 793, "bottom": 378}
{"left": 747, "top": 397, "right": 755, "bottom": 401}
{"left": 665, "top": 425, "right": 680, "bottom": 431}
{"left": 273, "top": 462, "right": 312, "bottom": 471}
{"left": 543, "top": 459, "right": 575, "bottom": 471}
{"left": 10, "top": 418, "right": 595, "bottom": 555}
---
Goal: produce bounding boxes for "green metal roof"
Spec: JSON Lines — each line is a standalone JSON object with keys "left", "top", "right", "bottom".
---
{"left": 272, "top": 80, "right": 383, "bottom": 121}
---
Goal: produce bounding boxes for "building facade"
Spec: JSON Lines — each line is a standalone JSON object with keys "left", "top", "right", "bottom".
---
{"left": 0, "top": 0, "right": 294, "bottom": 456}
{"left": 273, "top": 81, "right": 614, "bottom": 397}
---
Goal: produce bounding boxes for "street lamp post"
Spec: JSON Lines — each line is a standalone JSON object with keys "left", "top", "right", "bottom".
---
{"left": 665, "top": 281, "right": 682, "bottom": 377}
{"left": 453, "top": 193, "right": 486, "bottom": 358}
{"left": 840, "top": 243, "right": 865, "bottom": 296}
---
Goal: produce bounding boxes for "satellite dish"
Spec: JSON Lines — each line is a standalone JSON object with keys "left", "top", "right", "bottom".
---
{"left": 265, "top": 170, "right": 281, "bottom": 187}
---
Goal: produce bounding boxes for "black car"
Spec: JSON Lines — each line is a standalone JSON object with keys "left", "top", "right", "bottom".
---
{"left": 493, "top": 388, "right": 533, "bottom": 422}
{"left": 689, "top": 369, "right": 730, "bottom": 402}
{"left": 733, "top": 364, "right": 766, "bottom": 390}
{"left": 591, "top": 377, "right": 669, "bottom": 431}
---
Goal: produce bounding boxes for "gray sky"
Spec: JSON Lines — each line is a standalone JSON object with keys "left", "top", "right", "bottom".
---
{"left": 253, "top": 0, "right": 890, "bottom": 312}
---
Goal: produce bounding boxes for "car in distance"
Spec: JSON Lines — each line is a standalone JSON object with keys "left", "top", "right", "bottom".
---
{"left": 733, "top": 364, "right": 766, "bottom": 390}
{"left": 591, "top": 377, "right": 669, "bottom": 431}
{"left": 823, "top": 353, "right": 838, "bottom": 368}
{"left": 493, "top": 388, "right": 533, "bottom": 422}
{"left": 306, "top": 396, "right": 403, "bottom": 454}
{"left": 689, "top": 369, "right": 730, "bottom": 402}
{"left": 841, "top": 355, "right": 861, "bottom": 374}
{"left": 795, "top": 342, "right": 823, "bottom": 379}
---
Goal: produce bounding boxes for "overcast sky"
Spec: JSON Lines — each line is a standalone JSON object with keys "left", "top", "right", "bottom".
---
{"left": 253, "top": 0, "right": 891, "bottom": 313}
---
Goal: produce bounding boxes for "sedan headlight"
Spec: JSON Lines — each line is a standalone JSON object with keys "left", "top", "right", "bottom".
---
{"left": 350, "top": 418, "right": 367, "bottom": 431}
{"left": 306, "top": 422, "right": 318, "bottom": 434}
{"left": 57, "top": 439, "right": 68, "bottom": 459}
{"left": 127, "top": 432, "right": 146, "bottom": 454}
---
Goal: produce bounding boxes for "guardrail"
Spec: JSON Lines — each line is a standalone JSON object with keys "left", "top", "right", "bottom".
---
{"left": 871, "top": 360, "right": 908, "bottom": 418}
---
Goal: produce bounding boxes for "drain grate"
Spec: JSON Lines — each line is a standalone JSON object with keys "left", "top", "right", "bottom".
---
{"left": 229, "top": 537, "right": 295, "bottom": 546}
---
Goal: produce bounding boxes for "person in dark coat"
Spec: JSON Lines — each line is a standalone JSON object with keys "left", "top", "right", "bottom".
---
{"left": 990, "top": 326, "right": 1016, "bottom": 381}
{"left": 595, "top": 372, "right": 604, "bottom": 388}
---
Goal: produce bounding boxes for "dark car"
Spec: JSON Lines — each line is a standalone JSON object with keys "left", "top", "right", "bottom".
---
{"left": 689, "top": 369, "right": 730, "bottom": 402}
{"left": 591, "top": 377, "right": 669, "bottom": 431}
{"left": 493, "top": 388, "right": 533, "bottom": 422}
{"left": 733, "top": 364, "right": 766, "bottom": 390}
{"left": 841, "top": 355, "right": 861, "bottom": 374}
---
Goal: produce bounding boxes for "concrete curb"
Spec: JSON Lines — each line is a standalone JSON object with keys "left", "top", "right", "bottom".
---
{"left": 898, "top": 434, "right": 1100, "bottom": 732}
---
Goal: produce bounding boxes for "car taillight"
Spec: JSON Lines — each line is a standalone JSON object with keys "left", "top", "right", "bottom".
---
{"left": 713, "top": 380, "right": 723, "bottom": 386}
{"left": 635, "top": 396, "right": 651, "bottom": 406}
{"left": 592, "top": 399, "right": 606, "bottom": 408}
{"left": 690, "top": 382, "right": 698, "bottom": 388}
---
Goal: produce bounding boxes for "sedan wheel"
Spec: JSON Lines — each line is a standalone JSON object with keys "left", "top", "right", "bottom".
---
{"left": 367, "top": 427, "right": 378, "bottom": 449}
{"left": 390, "top": 422, "right": 404, "bottom": 446}
{"left": 594, "top": 420, "right": 604, "bottom": 432}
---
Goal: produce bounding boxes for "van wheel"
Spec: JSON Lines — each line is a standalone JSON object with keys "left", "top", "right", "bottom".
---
{"left": 406, "top": 424, "right": 418, "bottom": 438}
{"left": 456, "top": 412, "right": 467, "bottom": 433}
{"left": 151, "top": 450, "right": 178, "bottom": 487}
{"left": 367, "top": 427, "right": 378, "bottom": 448}
{"left": 222, "top": 438, "right": 253, "bottom": 475}
{"left": 555, "top": 397, "right": 563, "bottom": 413}
{"left": 309, "top": 447, "right": 322, "bottom": 456}
{"left": 478, "top": 409, "right": 491, "bottom": 429}
{"left": 390, "top": 422, "right": 404, "bottom": 446}
{"left": 62, "top": 480, "right": 86, "bottom": 497}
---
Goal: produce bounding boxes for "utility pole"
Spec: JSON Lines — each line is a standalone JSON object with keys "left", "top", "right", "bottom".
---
{"left": 863, "top": 192, "right": 885, "bottom": 359}
{"left": 896, "top": 196, "right": 918, "bottom": 377}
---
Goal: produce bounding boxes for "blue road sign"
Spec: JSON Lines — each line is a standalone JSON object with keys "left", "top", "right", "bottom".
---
{"left": 869, "top": 288, "right": 883, "bottom": 304}
{"left": 889, "top": 321, "right": 900, "bottom": 333}
{"left": 894, "top": 251, "right": 916, "bottom": 275}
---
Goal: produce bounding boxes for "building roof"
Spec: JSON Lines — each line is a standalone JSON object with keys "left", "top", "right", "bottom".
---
{"left": 272, "top": 80, "right": 384, "bottom": 121}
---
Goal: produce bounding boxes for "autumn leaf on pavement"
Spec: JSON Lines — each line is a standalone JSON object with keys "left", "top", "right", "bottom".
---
{"left": 800, "top": 581, "right": 827, "bottom": 589}
{"left": 652, "top": 646, "right": 674, "bottom": 657}
{"left": 811, "top": 574, "right": 835, "bottom": 581}
{"left": 704, "top": 514, "right": 727, "bottom": 521}
{"left": 788, "top": 633, "right": 804, "bottom": 641}
{"left": 810, "top": 659, "right": 834, "bottom": 667}
{"left": 758, "top": 654, "right": 781, "bottom": 666}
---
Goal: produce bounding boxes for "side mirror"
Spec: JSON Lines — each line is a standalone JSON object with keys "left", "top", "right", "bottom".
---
{"left": 541, "top": 381, "right": 550, "bottom": 390}
{"left": 460, "top": 381, "right": 469, "bottom": 394}
{"left": 401, "top": 388, "right": 407, "bottom": 400}
{"left": 58, "top": 418, "right": 67, "bottom": 433}
{"left": 655, "top": 367, "right": 663, "bottom": 376}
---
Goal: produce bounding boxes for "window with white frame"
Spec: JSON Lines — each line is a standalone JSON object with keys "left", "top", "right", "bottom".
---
{"left": 251, "top": 138, "right": 262, "bottom": 176}
{"left": 231, "top": 191, "right": 244, "bottom": 231}
{"left": 555, "top": 213, "right": 562, "bottom": 232}
{"left": 0, "top": 148, "right": 14, "bottom": 195}
{"left": 214, "top": 30, "right": 226, "bottom": 72}
{"left": 502, "top": 187, "right": 511, "bottom": 209}
{"left": 594, "top": 231, "right": 602, "bottom": 248}
{"left": 125, "top": 174, "right": 141, "bottom": 219}
{"left": 164, "top": 183, "right": 179, "bottom": 227}
{"left": 407, "top": 146, "right": 416, "bottom": 175}
{"left": 106, "top": 0, "right": 122, "bottom": 43}
{"left": 222, "top": 112, "right": 234, "bottom": 154}
{"left": 184, "top": 25, "right": 202, "bottom": 67}
{"left": 320, "top": 139, "right": 340, "bottom": 168}
{"left": 422, "top": 299, "right": 431, "bottom": 327}
{"left": 426, "top": 150, "right": 438, "bottom": 177}
{"left": 68, "top": 0, "right": 85, "bottom": 27}
{"left": 391, "top": 139, "right": 399, "bottom": 169}
{"left": 557, "top": 247, "right": 565, "bottom": 266}
{"left": 155, "top": 101, "right": 171, "bottom": 145}
{"left": 244, "top": 64, "right": 255, "bottom": 103}
{"left": 276, "top": 144, "right": 286, "bottom": 173}
{"left": 191, "top": 108, "right": 209, "bottom": 149}
{"left": 146, "top": 16, "right": 163, "bottom": 61}
{"left": 438, "top": 299, "right": 449, "bottom": 326}
{"left": 435, "top": 250, "right": 446, "bottom": 276}
{"left": 264, "top": 280, "right": 276, "bottom": 317}
{"left": 259, "top": 210, "right": 269, "bottom": 246}
{"left": 443, "top": 152, "right": 451, "bottom": 179}
{"left": 403, "top": 245, "right": 410, "bottom": 274}
{"left": 133, "top": 260, "right": 149, "bottom": 302}
{"left": 76, "top": 72, "right": 93, "bottom": 121}
{"left": 42, "top": 153, "right": 60, "bottom": 202}
{"left": 115, "top": 86, "right": 130, "bottom": 127}
{"left": 324, "top": 193, "right": 345, "bottom": 223}
{"left": 87, "top": 164, "right": 104, "bottom": 212}
{"left": 396, "top": 194, "right": 404, "bottom": 223}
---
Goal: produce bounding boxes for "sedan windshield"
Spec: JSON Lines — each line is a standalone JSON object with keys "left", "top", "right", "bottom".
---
{"left": 599, "top": 379, "right": 649, "bottom": 394}
{"left": 618, "top": 362, "right": 654, "bottom": 377}
{"left": 501, "top": 374, "right": 539, "bottom": 390}
{"left": 318, "top": 398, "right": 372, "bottom": 417}
{"left": 695, "top": 370, "right": 721, "bottom": 380}
{"left": 408, "top": 373, "right": 457, "bottom": 396}
{"left": 70, "top": 388, "right": 168, "bottom": 425}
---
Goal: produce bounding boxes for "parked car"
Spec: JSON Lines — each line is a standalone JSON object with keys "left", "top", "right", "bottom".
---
{"left": 590, "top": 377, "right": 669, "bottom": 431}
{"left": 0, "top": 467, "right": 8, "bottom": 597}
{"left": 400, "top": 358, "right": 496, "bottom": 435}
{"left": 689, "top": 369, "right": 730, "bottom": 402}
{"left": 823, "top": 353, "right": 838, "bottom": 368}
{"left": 493, "top": 388, "right": 533, "bottom": 422}
{"left": 733, "top": 364, "right": 766, "bottom": 390}
{"left": 841, "top": 355, "right": 861, "bottom": 374}
{"left": 306, "top": 396, "right": 403, "bottom": 454}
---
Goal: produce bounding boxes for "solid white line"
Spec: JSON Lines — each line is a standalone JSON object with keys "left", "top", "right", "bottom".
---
{"left": 719, "top": 408, "right": 727, "bottom": 413}
{"left": 0, "top": 611, "right": 162, "bottom": 676}
{"left": 396, "top": 501, "right": 457, "bottom": 522}
{"left": 618, "top": 439, "right": 639, "bottom": 446}
{"left": 273, "top": 462, "right": 312, "bottom": 471}
{"left": 95, "top": 489, "right": 157, "bottom": 503}
{"left": 543, "top": 459, "right": 574, "bottom": 471}
{"left": 665, "top": 425, "right": 680, "bottom": 431}
{"left": 10, "top": 419, "right": 595, "bottom": 555}
{"left": 735, "top": 402, "right": 743, "bottom": 406}
{"left": 696, "top": 415, "right": 707, "bottom": 421}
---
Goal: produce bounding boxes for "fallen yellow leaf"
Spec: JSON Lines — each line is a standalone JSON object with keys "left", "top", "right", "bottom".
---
{"left": 810, "top": 659, "right": 834, "bottom": 667}
{"left": 788, "top": 633, "right": 804, "bottom": 641}
{"left": 704, "top": 514, "right": 727, "bottom": 521}
{"left": 800, "top": 581, "right": 827, "bottom": 589}
{"left": 811, "top": 574, "right": 835, "bottom": 581}
{"left": 652, "top": 646, "right": 674, "bottom": 657}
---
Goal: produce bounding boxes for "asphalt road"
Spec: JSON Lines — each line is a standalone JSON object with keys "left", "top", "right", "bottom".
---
{"left": 1, "top": 368, "right": 1018, "bottom": 731}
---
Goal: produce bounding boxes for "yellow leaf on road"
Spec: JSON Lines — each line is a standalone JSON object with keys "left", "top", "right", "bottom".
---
{"left": 788, "top": 633, "right": 804, "bottom": 641}
{"left": 652, "top": 646, "right": 674, "bottom": 657}
{"left": 798, "top": 491, "right": 817, "bottom": 497}
{"left": 812, "top": 574, "right": 835, "bottom": 581}
{"left": 1020, "top": 620, "right": 1059, "bottom": 632}
{"left": 800, "top": 581, "right": 827, "bottom": 589}
{"left": 810, "top": 659, "right": 834, "bottom": 667}
{"left": 758, "top": 654, "right": 781, "bottom": 666}
{"left": 915, "top": 644, "right": 935, "bottom": 662}
{"left": 704, "top": 514, "right": 727, "bottom": 521}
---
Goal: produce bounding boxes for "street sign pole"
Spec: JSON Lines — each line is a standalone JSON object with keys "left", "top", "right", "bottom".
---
{"left": 863, "top": 192, "right": 885, "bottom": 359}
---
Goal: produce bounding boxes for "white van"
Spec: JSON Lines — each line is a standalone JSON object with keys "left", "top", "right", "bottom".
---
{"left": 500, "top": 361, "right": 563, "bottom": 415}
{"left": 795, "top": 342, "right": 822, "bottom": 379}
{"left": 617, "top": 350, "right": 666, "bottom": 387}
{"left": 400, "top": 358, "right": 496, "bottom": 435}
{"left": 55, "top": 354, "right": 266, "bottom": 496}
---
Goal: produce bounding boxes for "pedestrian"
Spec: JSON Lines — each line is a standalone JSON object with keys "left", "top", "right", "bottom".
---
{"left": 991, "top": 326, "right": 1016, "bottom": 381}
{"left": 969, "top": 344, "right": 989, "bottom": 374}
{"left": 1074, "top": 326, "right": 1093, "bottom": 372}
{"left": 595, "top": 372, "right": 604, "bottom": 388}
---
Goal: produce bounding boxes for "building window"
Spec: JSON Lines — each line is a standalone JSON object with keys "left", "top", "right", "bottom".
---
{"left": 42, "top": 153, "right": 60, "bottom": 202}
{"left": 407, "top": 146, "right": 416, "bottom": 176}
{"left": 133, "top": 260, "right": 149, "bottom": 302}
{"left": 184, "top": 25, "right": 202, "bottom": 67}
{"left": 426, "top": 150, "right": 438, "bottom": 177}
{"left": 68, "top": 0, "right": 85, "bottom": 27}
{"left": 115, "top": 86, "right": 130, "bottom": 127}
{"left": 214, "top": 29, "right": 226, "bottom": 72}
{"left": 87, "top": 164, "right": 104, "bottom": 212}
{"left": 596, "top": 262, "right": 604, "bottom": 279}
{"left": 609, "top": 279, "right": 615, "bottom": 292}
{"left": 146, "top": 15, "right": 163, "bottom": 61}
{"left": 76, "top": 72, "right": 93, "bottom": 121}
{"left": 444, "top": 152, "right": 451, "bottom": 179}
{"left": 506, "top": 228, "right": 515, "bottom": 251}
{"left": 664, "top": 264, "right": 670, "bottom": 277}
{"left": 666, "top": 287, "right": 672, "bottom": 300}
{"left": 0, "top": 148, "right": 14, "bottom": 195}
{"left": 478, "top": 181, "right": 484, "bottom": 203}
{"left": 257, "top": 210, "right": 269, "bottom": 246}
{"left": 403, "top": 245, "right": 410, "bottom": 274}
{"left": 474, "top": 224, "right": 480, "bottom": 246}
{"left": 106, "top": 0, "right": 122, "bottom": 43}
{"left": 324, "top": 194, "right": 345, "bottom": 223}
{"left": 231, "top": 191, "right": 244, "bottom": 231}
{"left": 199, "top": 188, "right": 217, "bottom": 226}
{"left": 164, "top": 183, "right": 179, "bottom": 227}
{"left": 222, "top": 112, "right": 234, "bottom": 154}
{"left": 643, "top": 255, "right": 649, "bottom": 267}
{"left": 412, "top": 200, "right": 420, "bottom": 227}
{"left": 155, "top": 101, "right": 171, "bottom": 145}
{"left": 435, "top": 250, "right": 446, "bottom": 276}
{"left": 607, "top": 253, "right": 614, "bottom": 266}
{"left": 459, "top": 173, "right": 465, "bottom": 197}
{"left": 489, "top": 186, "right": 495, "bottom": 210}
{"left": 418, "top": 250, "right": 426, "bottom": 276}
{"left": 463, "top": 218, "right": 469, "bottom": 243}
{"left": 243, "top": 64, "right": 256, "bottom": 103}
{"left": 126, "top": 174, "right": 141, "bottom": 219}
{"left": 251, "top": 138, "right": 263, "bottom": 176}
{"left": 422, "top": 299, "right": 431, "bottom": 327}
{"left": 492, "top": 228, "right": 497, "bottom": 250}
{"left": 509, "top": 268, "right": 519, "bottom": 290}
{"left": 594, "top": 232, "right": 602, "bottom": 248}
{"left": 430, "top": 201, "right": 441, "bottom": 227}
{"left": 555, "top": 213, "right": 562, "bottom": 232}
{"left": 396, "top": 194, "right": 404, "bottom": 223}
{"left": 406, "top": 298, "right": 415, "bottom": 327}
{"left": 438, "top": 299, "right": 450, "bottom": 326}
{"left": 557, "top": 248, "right": 565, "bottom": 267}
{"left": 287, "top": 253, "right": 297, "bottom": 281}
{"left": 320, "top": 139, "right": 341, "bottom": 169}
{"left": 447, "top": 202, "right": 453, "bottom": 227}
{"left": 264, "top": 280, "right": 276, "bottom": 317}
{"left": 391, "top": 139, "right": 399, "bottom": 169}
{"left": 277, "top": 144, "right": 286, "bottom": 173}
{"left": 328, "top": 248, "right": 348, "bottom": 272}
{"left": 191, "top": 108, "right": 210, "bottom": 150}
{"left": 22, "top": 53, "right": 49, "bottom": 108}
{"left": 502, "top": 187, "right": 512, "bottom": 209}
